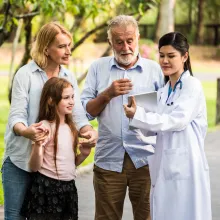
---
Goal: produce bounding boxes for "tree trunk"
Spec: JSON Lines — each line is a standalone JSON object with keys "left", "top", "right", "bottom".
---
{"left": 195, "top": 0, "right": 205, "bottom": 44}
{"left": 154, "top": 6, "right": 161, "bottom": 41}
{"left": 216, "top": 78, "right": 220, "bottom": 125}
{"left": 188, "top": 0, "right": 193, "bottom": 27}
{"left": 8, "top": 19, "right": 23, "bottom": 92}
{"left": 8, "top": 17, "right": 32, "bottom": 103}
{"left": 155, "top": 0, "right": 176, "bottom": 42}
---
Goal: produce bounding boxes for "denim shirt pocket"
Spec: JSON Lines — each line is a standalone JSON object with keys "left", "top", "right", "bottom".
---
{"left": 163, "top": 148, "right": 191, "bottom": 180}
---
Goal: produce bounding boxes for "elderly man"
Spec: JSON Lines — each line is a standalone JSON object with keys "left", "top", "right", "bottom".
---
{"left": 81, "top": 15, "right": 164, "bottom": 220}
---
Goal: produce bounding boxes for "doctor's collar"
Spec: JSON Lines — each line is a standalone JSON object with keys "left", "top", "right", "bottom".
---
{"left": 170, "top": 70, "right": 188, "bottom": 92}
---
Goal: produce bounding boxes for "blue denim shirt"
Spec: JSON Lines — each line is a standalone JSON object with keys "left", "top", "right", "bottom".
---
{"left": 81, "top": 56, "right": 164, "bottom": 172}
{"left": 4, "top": 60, "right": 90, "bottom": 171}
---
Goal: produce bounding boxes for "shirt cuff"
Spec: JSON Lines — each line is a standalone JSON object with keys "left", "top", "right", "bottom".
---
{"left": 76, "top": 121, "right": 92, "bottom": 132}
{"left": 82, "top": 100, "right": 96, "bottom": 121}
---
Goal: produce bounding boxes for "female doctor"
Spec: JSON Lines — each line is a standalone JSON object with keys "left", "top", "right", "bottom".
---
{"left": 124, "top": 32, "right": 212, "bottom": 220}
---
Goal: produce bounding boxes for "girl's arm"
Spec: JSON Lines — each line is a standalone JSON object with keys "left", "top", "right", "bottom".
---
{"left": 29, "top": 142, "right": 45, "bottom": 172}
{"left": 75, "top": 145, "right": 92, "bottom": 166}
{"left": 29, "top": 121, "right": 50, "bottom": 171}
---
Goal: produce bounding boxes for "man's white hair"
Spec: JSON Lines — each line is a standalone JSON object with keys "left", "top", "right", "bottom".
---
{"left": 107, "top": 15, "right": 140, "bottom": 43}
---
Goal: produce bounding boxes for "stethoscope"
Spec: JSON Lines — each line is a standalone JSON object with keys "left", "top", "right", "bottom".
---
{"left": 165, "top": 72, "right": 184, "bottom": 106}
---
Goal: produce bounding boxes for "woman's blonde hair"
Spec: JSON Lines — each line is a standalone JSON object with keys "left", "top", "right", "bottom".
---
{"left": 31, "top": 22, "right": 72, "bottom": 69}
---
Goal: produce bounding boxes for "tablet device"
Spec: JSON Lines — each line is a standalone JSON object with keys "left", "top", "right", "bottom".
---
{"left": 128, "top": 91, "right": 157, "bottom": 112}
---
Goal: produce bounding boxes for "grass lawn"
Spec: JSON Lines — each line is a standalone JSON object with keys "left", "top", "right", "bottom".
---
{"left": 0, "top": 76, "right": 217, "bottom": 205}
{"left": 0, "top": 77, "right": 10, "bottom": 204}
{"left": 203, "top": 81, "right": 217, "bottom": 129}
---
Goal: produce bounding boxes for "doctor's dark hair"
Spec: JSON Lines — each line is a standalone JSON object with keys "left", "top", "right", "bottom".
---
{"left": 158, "top": 32, "right": 193, "bottom": 77}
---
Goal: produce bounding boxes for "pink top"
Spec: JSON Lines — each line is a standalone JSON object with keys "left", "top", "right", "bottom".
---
{"left": 38, "top": 121, "right": 76, "bottom": 181}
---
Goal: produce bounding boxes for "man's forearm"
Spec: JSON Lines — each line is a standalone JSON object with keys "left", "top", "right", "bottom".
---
{"left": 86, "top": 90, "right": 112, "bottom": 117}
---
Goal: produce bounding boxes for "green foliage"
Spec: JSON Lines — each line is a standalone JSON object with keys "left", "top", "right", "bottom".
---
{"left": 0, "top": 77, "right": 9, "bottom": 205}
{"left": 0, "top": 14, "right": 4, "bottom": 26}
{"left": 202, "top": 82, "right": 217, "bottom": 128}
{"left": 1, "top": 0, "right": 156, "bottom": 48}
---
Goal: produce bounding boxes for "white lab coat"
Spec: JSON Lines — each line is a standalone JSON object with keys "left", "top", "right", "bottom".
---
{"left": 130, "top": 71, "right": 212, "bottom": 220}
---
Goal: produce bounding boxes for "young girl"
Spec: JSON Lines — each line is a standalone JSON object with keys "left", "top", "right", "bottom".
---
{"left": 124, "top": 32, "right": 211, "bottom": 220}
{"left": 20, "top": 77, "right": 92, "bottom": 220}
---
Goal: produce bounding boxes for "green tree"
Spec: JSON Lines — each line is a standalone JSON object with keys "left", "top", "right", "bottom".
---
{"left": 0, "top": 0, "right": 155, "bottom": 101}
{"left": 155, "top": 0, "right": 176, "bottom": 41}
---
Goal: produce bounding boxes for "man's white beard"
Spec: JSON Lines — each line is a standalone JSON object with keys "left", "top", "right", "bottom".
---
{"left": 114, "top": 45, "right": 139, "bottom": 66}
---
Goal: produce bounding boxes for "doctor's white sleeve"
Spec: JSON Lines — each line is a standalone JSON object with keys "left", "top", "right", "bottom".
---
{"left": 130, "top": 80, "right": 206, "bottom": 132}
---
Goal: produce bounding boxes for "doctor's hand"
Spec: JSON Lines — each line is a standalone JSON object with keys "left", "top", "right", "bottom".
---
{"left": 123, "top": 96, "right": 137, "bottom": 119}
{"left": 105, "top": 79, "right": 133, "bottom": 99}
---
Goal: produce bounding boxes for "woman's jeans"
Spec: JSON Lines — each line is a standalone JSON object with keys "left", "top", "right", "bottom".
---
{"left": 1, "top": 157, "right": 31, "bottom": 220}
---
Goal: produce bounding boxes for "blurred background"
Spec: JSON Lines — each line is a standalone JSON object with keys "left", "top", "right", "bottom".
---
{"left": 0, "top": 0, "right": 219, "bottom": 205}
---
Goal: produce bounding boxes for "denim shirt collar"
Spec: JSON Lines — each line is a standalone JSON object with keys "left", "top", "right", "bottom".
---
{"left": 30, "top": 60, "right": 69, "bottom": 76}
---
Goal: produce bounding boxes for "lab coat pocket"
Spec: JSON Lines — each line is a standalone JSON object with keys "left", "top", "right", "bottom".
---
{"left": 163, "top": 148, "right": 191, "bottom": 180}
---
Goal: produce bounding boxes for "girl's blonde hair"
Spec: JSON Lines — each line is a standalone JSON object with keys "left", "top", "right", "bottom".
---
{"left": 31, "top": 22, "right": 72, "bottom": 69}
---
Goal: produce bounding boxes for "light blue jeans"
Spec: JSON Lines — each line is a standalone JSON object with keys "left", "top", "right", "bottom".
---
{"left": 1, "top": 157, "right": 31, "bottom": 220}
